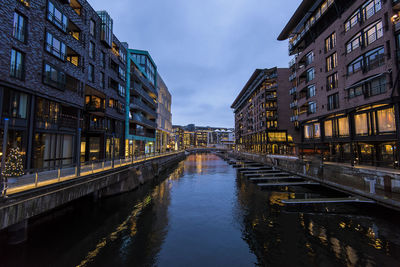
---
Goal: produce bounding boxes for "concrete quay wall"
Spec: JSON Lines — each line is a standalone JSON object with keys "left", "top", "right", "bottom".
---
{"left": 228, "top": 151, "right": 400, "bottom": 211}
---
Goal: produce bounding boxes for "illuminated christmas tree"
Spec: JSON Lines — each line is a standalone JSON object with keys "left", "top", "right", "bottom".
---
{"left": 2, "top": 147, "right": 24, "bottom": 178}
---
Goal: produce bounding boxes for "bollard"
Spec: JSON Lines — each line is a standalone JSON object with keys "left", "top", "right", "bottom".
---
{"left": 58, "top": 168, "right": 61, "bottom": 182}
{"left": 102, "top": 161, "right": 105, "bottom": 170}
{"left": 92, "top": 162, "right": 94, "bottom": 173}
{"left": 120, "top": 158, "right": 122, "bottom": 166}
{"left": 35, "top": 172, "right": 38, "bottom": 187}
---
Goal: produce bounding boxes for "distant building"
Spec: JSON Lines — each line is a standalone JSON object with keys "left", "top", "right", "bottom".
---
{"left": 156, "top": 74, "right": 173, "bottom": 153}
{"left": 231, "top": 67, "right": 299, "bottom": 155}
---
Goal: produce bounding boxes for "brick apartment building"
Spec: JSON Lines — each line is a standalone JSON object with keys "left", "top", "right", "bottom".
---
{"left": 0, "top": 0, "right": 126, "bottom": 171}
{"left": 278, "top": 0, "right": 400, "bottom": 167}
{"left": 231, "top": 67, "right": 299, "bottom": 155}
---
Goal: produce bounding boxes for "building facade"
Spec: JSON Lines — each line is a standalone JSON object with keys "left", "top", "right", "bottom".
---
{"left": 0, "top": 0, "right": 126, "bottom": 172}
{"left": 279, "top": 0, "right": 400, "bottom": 167}
{"left": 231, "top": 68, "right": 299, "bottom": 155}
{"left": 156, "top": 74, "right": 173, "bottom": 153}
{"left": 126, "top": 49, "right": 158, "bottom": 156}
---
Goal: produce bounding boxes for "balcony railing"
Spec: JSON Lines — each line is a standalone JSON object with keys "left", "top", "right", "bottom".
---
{"left": 289, "top": 87, "right": 297, "bottom": 95}
{"left": 133, "top": 86, "right": 157, "bottom": 108}
{"left": 290, "top": 115, "right": 299, "bottom": 122}
{"left": 130, "top": 98, "right": 157, "bottom": 118}
{"left": 289, "top": 101, "right": 298, "bottom": 109}
{"left": 86, "top": 102, "right": 105, "bottom": 113}
{"left": 289, "top": 72, "right": 296, "bottom": 81}
{"left": 131, "top": 113, "right": 157, "bottom": 129}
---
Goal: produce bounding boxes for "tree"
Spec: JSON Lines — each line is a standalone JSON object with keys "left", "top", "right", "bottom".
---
{"left": 2, "top": 147, "right": 24, "bottom": 178}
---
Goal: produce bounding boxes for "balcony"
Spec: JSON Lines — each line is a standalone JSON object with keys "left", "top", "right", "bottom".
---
{"left": 132, "top": 85, "right": 157, "bottom": 108}
{"left": 289, "top": 101, "right": 298, "bottom": 109}
{"left": 266, "top": 95, "right": 277, "bottom": 100}
{"left": 132, "top": 66, "right": 157, "bottom": 95}
{"left": 130, "top": 98, "right": 157, "bottom": 118}
{"left": 131, "top": 113, "right": 157, "bottom": 129}
{"left": 86, "top": 102, "right": 105, "bottom": 113}
{"left": 289, "top": 72, "right": 296, "bottom": 82}
{"left": 289, "top": 87, "right": 297, "bottom": 95}
{"left": 266, "top": 115, "right": 278, "bottom": 121}
{"left": 288, "top": 57, "right": 297, "bottom": 68}
{"left": 265, "top": 106, "right": 277, "bottom": 111}
{"left": 290, "top": 115, "right": 299, "bottom": 122}
{"left": 131, "top": 130, "right": 155, "bottom": 139}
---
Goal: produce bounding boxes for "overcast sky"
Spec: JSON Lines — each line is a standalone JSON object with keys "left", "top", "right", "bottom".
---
{"left": 90, "top": 0, "right": 301, "bottom": 128}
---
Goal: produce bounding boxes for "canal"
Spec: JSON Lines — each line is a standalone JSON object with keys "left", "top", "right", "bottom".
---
{"left": 1, "top": 153, "right": 400, "bottom": 266}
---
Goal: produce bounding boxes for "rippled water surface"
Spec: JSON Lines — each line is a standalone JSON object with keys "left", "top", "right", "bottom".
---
{"left": 1, "top": 154, "right": 400, "bottom": 267}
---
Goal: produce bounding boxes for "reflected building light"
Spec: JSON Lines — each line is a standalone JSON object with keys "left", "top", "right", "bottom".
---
{"left": 345, "top": 245, "right": 359, "bottom": 267}
{"left": 330, "top": 237, "right": 342, "bottom": 259}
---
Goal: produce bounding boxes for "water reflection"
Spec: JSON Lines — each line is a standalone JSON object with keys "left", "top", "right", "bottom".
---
{"left": 1, "top": 154, "right": 400, "bottom": 267}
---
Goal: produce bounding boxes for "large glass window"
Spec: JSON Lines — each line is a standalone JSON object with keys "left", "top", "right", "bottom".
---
{"left": 338, "top": 117, "right": 349, "bottom": 136}
{"left": 365, "top": 46, "right": 384, "bottom": 71}
{"left": 307, "top": 85, "right": 315, "bottom": 98}
{"left": 304, "top": 125, "right": 313, "bottom": 139}
{"left": 365, "top": 20, "right": 383, "bottom": 46}
{"left": 97, "top": 11, "right": 113, "bottom": 47}
{"left": 346, "top": 33, "right": 362, "bottom": 54}
{"left": 88, "top": 64, "right": 94, "bottom": 82}
{"left": 34, "top": 133, "right": 74, "bottom": 169}
{"left": 377, "top": 108, "right": 396, "bottom": 133}
{"left": 324, "top": 120, "right": 333, "bottom": 137}
{"left": 306, "top": 68, "right": 315, "bottom": 82}
{"left": 348, "top": 85, "right": 363, "bottom": 98}
{"left": 45, "top": 32, "right": 66, "bottom": 60}
{"left": 13, "top": 12, "right": 26, "bottom": 42}
{"left": 43, "top": 63, "right": 65, "bottom": 89}
{"left": 327, "top": 93, "right": 339, "bottom": 111}
{"left": 47, "top": 1, "right": 68, "bottom": 32}
{"left": 365, "top": 76, "right": 386, "bottom": 96}
{"left": 326, "top": 53, "right": 337, "bottom": 72}
{"left": 345, "top": 11, "right": 360, "bottom": 32}
{"left": 362, "top": 0, "right": 381, "bottom": 21}
{"left": 327, "top": 72, "right": 338, "bottom": 90}
{"left": 347, "top": 56, "right": 363, "bottom": 75}
{"left": 10, "top": 49, "right": 24, "bottom": 80}
{"left": 355, "top": 113, "right": 368, "bottom": 135}
{"left": 325, "top": 32, "right": 336, "bottom": 52}
{"left": 2, "top": 89, "right": 28, "bottom": 119}
{"left": 89, "top": 41, "right": 95, "bottom": 59}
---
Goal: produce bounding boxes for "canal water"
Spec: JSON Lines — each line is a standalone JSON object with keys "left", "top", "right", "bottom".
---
{"left": 1, "top": 153, "right": 400, "bottom": 266}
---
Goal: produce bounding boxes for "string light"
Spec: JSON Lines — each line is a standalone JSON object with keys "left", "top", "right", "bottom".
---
{"left": 2, "top": 147, "right": 24, "bottom": 178}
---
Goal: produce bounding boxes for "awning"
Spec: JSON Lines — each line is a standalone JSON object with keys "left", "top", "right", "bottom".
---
{"left": 345, "top": 73, "right": 385, "bottom": 90}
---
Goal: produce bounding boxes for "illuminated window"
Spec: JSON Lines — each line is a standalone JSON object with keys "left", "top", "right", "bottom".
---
{"left": 326, "top": 52, "right": 337, "bottom": 72}
{"left": 377, "top": 108, "right": 396, "bottom": 133}
{"left": 355, "top": 113, "right": 368, "bottom": 135}
{"left": 324, "top": 120, "right": 333, "bottom": 137}
{"left": 325, "top": 32, "right": 336, "bottom": 52}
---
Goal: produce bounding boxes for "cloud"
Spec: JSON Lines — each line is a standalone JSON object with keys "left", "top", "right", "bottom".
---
{"left": 89, "top": 0, "right": 301, "bottom": 128}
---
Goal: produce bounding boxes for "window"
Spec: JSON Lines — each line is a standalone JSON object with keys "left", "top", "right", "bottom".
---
{"left": 307, "top": 85, "right": 316, "bottom": 98}
{"left": 45, "top": 32, "right": 66, "bottom": 60}
{"left": 89, "top": 19, "right": 96, "bottom": 37}
{"left": 308, "top": 101, "right": 316, "bottom": 114}
{"left": 306, "top": 68, "right": 315, "bottom": 82}
{"left": 365, "top": 20, "right": 383, "bottom": 46}
{"left": 119, "top": 66, "right": 126, "bottom": 81}
{"left": 324, "top": 120, "right": 333, "bottom": 137}
{"left": 347, "top": 56, "right": 363, "bottom": 75}
{"left": 47, "top": 1, "right": 68, "bottom": 32}
{"left": 304, "top": 123, "right": 320, "bottom": 139}
{"left": 100, "top": 72, "right": 105, "bottom": 89}
{"left": 346, "top": 32, "right": 362, "bottom": 54}
{"left": 98, "top": 11, "right": 112, "bottom": 47}
{"left": 324, "top": 117, "right": 349, "bottom": 138}
{"left": 88, "top": 64, "right": 94, "bottom": 82}
{"left": 118, "top": 84, "right": 125, "bottom": 97}
{"left": 365, "top": 46, "right": 384, "bottom": 71}
{"left": 326, "top": 53, "right": 337, "bottom": 72}
{"left": 338, "top": 117, "right": 349, "bottom": 136}
{"left": 327, "top": 72, "right": 338, "bottom": 90}
{"left": 10, "top": 49, "right": 24, "bottom": 80}
{"left": 100, "top": 52, "right": 106, "bottom": 68}
{"left": 43, "top": 63, "right": 65, "bottom": 89}
{"left": 119, "top": 49, "right": 126, "bottom": 63}
{"left": 377, "top": 108, "right": 396, "bottom": 133}
{"left": 355, "top": 113, "right": 368, "bottom": 135}
{"left": 13, "top": 12, "right": 26, "bottom": 42}
{"left": 327, "top": 93, "right": 339, "bottom": 110}
{"left": 2, "top": 89, "right": 28, "bottom": 119}
{"left": 365, "top": 75, "right": 386, "bottom": 96}
{"left": 348, "top": 85, "right": 363, "bottom": 98}
{"left": 325, "top": 32, "right": 336, "bottom": 52}
{"left": 362, "top": 0, "right": 381, "bottom": 21}
{"left": 89, "top": 41, "right": 95, "bottom": 59}
{"left": 305, "top": 51, "right": 314, "bottom": 65}
{"left": 345, "top": 11, "right": 360, "bottom": 32}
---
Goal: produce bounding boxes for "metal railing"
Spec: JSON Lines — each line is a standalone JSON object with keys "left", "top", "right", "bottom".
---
{"left": 2, "top": 150, "right": 184, "bottom": 197}
{"left": 130, "top": 98, "right": 157, "bottom": 117}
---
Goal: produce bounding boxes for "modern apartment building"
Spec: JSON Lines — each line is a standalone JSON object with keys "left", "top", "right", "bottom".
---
{"left": 279, "top": 0, "right": 400, "bottom": 167}
{"left": 231, "top": 67, "right": 299, "bottom": 154}
{"left": 0, "top": 0, "right": 126, "bottom": 171}
{"left": 126, "top": 49, "right": 158, "bottom": 156}
{"left": 156, "top": 73, "right": 173, "bottom": 153}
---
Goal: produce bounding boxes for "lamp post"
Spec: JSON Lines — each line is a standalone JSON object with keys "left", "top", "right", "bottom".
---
{"left": 1, "top": 118, "right": 9, "bottom": 197}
